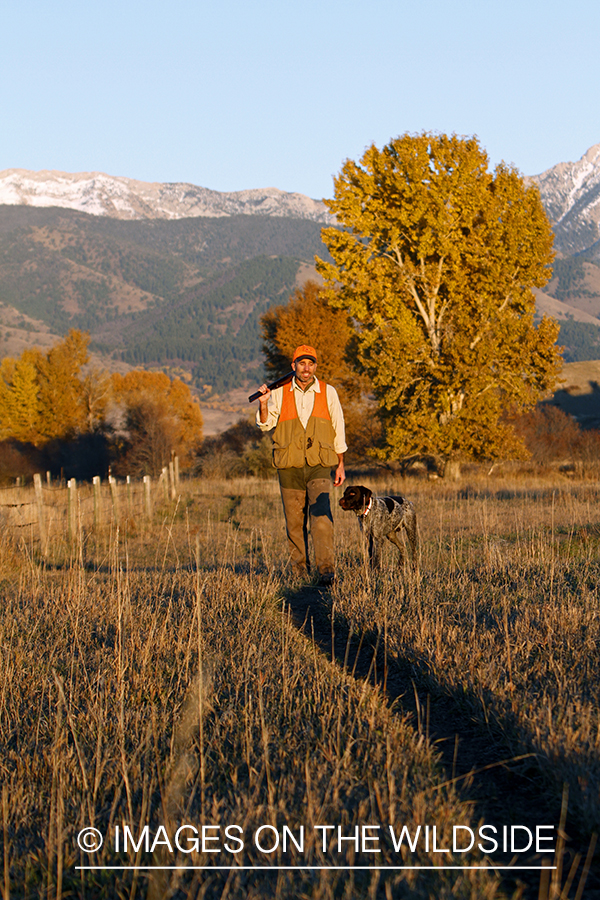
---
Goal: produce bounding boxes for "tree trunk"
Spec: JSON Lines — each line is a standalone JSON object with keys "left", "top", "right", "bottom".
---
{"left": 443, "top": 459, "right": 461, "bottom": 481}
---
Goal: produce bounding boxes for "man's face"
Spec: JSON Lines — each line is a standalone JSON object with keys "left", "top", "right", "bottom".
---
{"left": 292, "top": 358, "right": 317, "bottom": 385}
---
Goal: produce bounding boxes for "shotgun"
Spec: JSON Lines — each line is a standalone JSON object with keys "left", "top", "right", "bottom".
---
{"left": 248, "top": 371, "right": 295, "bottom": 403}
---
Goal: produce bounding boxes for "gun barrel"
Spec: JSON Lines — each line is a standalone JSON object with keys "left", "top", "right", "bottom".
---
{"left": 248, "top": 371, "right": 294, "bottom": 403}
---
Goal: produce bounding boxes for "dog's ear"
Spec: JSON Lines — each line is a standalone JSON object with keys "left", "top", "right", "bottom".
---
{"left": 358, "top": 486, "right": 372, "bottom": 505}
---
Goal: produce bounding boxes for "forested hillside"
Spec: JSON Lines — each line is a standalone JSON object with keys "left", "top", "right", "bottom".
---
{"left": 545, "top": 241, "right": 600, "bottom": 361}
{"left": 0, "top": 206, "right": 329, "bottom": 390}
{"left": 116, "top": 256, "right": 302, "bottom": 392}
{"left": 4, "top": 198, "right": 600, "bottom": 381}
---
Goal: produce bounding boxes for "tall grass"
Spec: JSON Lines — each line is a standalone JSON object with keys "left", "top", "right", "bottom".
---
{"left": 0, "top": 473, "right": 598, "bottom": 898}
{"left": 0, "top": 479, "right": 503, "bottom": 899}
{"left": 332, "top": 477, "right": 600, "bottom": 859}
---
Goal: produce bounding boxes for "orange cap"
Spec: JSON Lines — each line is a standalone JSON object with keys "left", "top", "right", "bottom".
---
{"left": 292, "top": 345, "right": 317, "bottom": 363}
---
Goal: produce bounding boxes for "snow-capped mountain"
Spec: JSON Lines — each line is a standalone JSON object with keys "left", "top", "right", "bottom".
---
{"left": 0, "top": 169, "right": 334, "bottom": 224}
{"left": 3, "top": 146, "right": 600, "bottom": 254}
{"left": 528, "top": 143, "right": 600, "bottom": 255}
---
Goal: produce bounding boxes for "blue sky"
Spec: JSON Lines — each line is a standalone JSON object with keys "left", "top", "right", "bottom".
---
{"left": 1, "top": 0, "right": 599, "bottom": 199}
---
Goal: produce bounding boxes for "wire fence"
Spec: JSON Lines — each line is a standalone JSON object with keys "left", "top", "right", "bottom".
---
{"left": 0, "top": 459, "right": 180, "bottom": 555}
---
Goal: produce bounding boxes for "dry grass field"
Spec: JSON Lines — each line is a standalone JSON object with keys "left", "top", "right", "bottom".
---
{"left": 0, "top": 472, "right": 598, "bottom": 899}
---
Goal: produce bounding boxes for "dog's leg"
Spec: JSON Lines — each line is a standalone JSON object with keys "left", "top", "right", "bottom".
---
{"left": 404, "top": 510, "right": 419, "bottom": 566}
{"left": 386, "top": 530, "right": 406, "bottom": 568}
{"left": 368, "top": 532, "right": 381, "bottom": 570}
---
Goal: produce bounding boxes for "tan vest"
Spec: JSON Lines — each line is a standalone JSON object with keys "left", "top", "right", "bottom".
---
{"left": 272, "top": 381, "right": 339, "bottom": 469}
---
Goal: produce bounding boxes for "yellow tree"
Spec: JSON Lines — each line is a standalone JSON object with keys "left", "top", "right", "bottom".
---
{"left": 0, "top": 331, "right": 93, "bottom": 444}
{"left": 0, "top": 352, "right": 43, "bottom": 442}
{"left": 317, "top": 132, "right": 562, "bottom": 465}
{"left": 35, "top": 330, "right": 90, "bottom": 439}
{"left": 111, "top": 370, "right": 203, "bottom": 474}
{"left": 80, "top": 369, "right": 112, "bottom": 432}
{"left": 261, "top": 281, "right": 367, "bottom": 399}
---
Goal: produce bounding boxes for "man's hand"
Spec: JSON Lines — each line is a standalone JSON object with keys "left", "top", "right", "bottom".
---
{"left": 258, "top": 384, "right": 271, "bottom": 423}
{"left": 334, "top": 456, "right": 345, "bottom": 487}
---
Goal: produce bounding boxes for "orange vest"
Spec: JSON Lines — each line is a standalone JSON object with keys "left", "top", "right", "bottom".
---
{"left": 272, "top": 382, "right": 339, "bottom": 469}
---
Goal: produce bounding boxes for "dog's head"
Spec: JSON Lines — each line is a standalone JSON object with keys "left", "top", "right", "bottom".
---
{"left": 339, "top": 484, "right": 373, "bottom": 512}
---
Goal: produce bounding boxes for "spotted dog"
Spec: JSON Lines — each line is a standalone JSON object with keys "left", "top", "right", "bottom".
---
{"left": 339, "top": 485, "right": 418, "bottom": 569}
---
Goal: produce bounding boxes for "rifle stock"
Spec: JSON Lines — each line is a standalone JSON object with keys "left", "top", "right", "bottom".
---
{"left": 248, "top": 371, "right": 294, "bottom": 403}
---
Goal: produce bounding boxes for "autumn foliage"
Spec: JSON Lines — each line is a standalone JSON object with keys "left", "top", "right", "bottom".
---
{"left": 0, "top": 331, "right": 203, "bottom": 479}
{"left": 317, "top": 132, "right": 563, "bottom": 463}
{"left": 110, "top": 370, "right": 203, "bottom": 475}
{"left": 0, "top": 331, "right": 91, "bottom": 444}
{"left": 511, "top": 404, "right": 600, "bottom": 470}
{"left": 261, "top": 281, "right": 363, "bottom": 396}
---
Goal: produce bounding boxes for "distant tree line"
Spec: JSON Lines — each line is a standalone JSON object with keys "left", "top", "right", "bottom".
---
{"left": 3, "top": 201, "right": 600, "bottom": 394}
{"left": 557, "top": 319, "right": 600, "bottom": 362}
{"left": 0, "top": 331, "right": 203, "bottom": 483}
{"left": 551, "top": 257, "right": 595, "bottom": 301}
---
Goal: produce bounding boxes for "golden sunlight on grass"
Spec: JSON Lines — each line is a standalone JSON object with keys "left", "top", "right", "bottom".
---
{"left": 0, "top": 473, "right": 598, "bottom": 898}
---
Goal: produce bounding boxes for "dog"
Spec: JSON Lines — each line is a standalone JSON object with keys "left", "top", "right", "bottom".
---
{"left": 339, "top": 485, "right": 418, "bottom": 570}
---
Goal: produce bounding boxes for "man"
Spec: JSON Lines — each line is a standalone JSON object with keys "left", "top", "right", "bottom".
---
{"left": 256, "top": 345, "right": 346, "bottom": 585}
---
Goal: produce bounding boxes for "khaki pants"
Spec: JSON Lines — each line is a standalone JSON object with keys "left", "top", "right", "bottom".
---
{"left": 278, "top": 471, "right": 334, "bottom": 576}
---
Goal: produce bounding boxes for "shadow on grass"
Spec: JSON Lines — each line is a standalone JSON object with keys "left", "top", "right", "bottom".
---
{"left": 455, "top": 486, "right": 600, "bottom": 503}
{"left": 281, "top": 573, "right": 600, "bottom": 900}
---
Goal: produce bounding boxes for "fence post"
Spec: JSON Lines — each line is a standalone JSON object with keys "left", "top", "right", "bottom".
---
{"left": 173, "top": 455, "right": 180, "bottom": 493}
{"left": 161, "top": 467, "right": 169, "bottom": 504}
{"left": 143, "top": 475, "right": 152, "bottom": 519}
{"left": 67, "top": 478, "right": 77, "bottom": 542}
{"left": 109, "top": 476, "right": 120, "bottom": 525}
{"left": 168, "top": 461, "right": 176, "bottom": 500}
{"left": 93, "top": 476, "right": 102, "bottom": 529}
{"left": 34, "top": 473, "right": 48, "bottom": 557}
{"left": 126, "top": 475, "right": 132, "bottom": 515}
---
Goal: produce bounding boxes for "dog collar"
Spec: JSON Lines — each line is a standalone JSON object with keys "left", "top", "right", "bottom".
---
{"left": 359, "top": 497, "right": 373, "bottom": 518}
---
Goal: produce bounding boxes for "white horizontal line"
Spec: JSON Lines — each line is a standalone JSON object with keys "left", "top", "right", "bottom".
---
{"left": 76, "top": 865, "right": 557, "bottom": 871}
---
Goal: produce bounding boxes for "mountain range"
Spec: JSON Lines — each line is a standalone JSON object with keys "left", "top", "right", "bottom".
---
{"left": 1, "top": 145, "right": 600, "bottom": 394}
{"left": 2, "top": 145, "right": 600, "bottom": 252}
{"left": 0, "top": 205, "right": 329, "bottom": 392}
{"left": 0, "top": 169, "right": 334, "bottom": 224}
{"left": 528, "top": 143, "right": 600, "bottom": 256}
